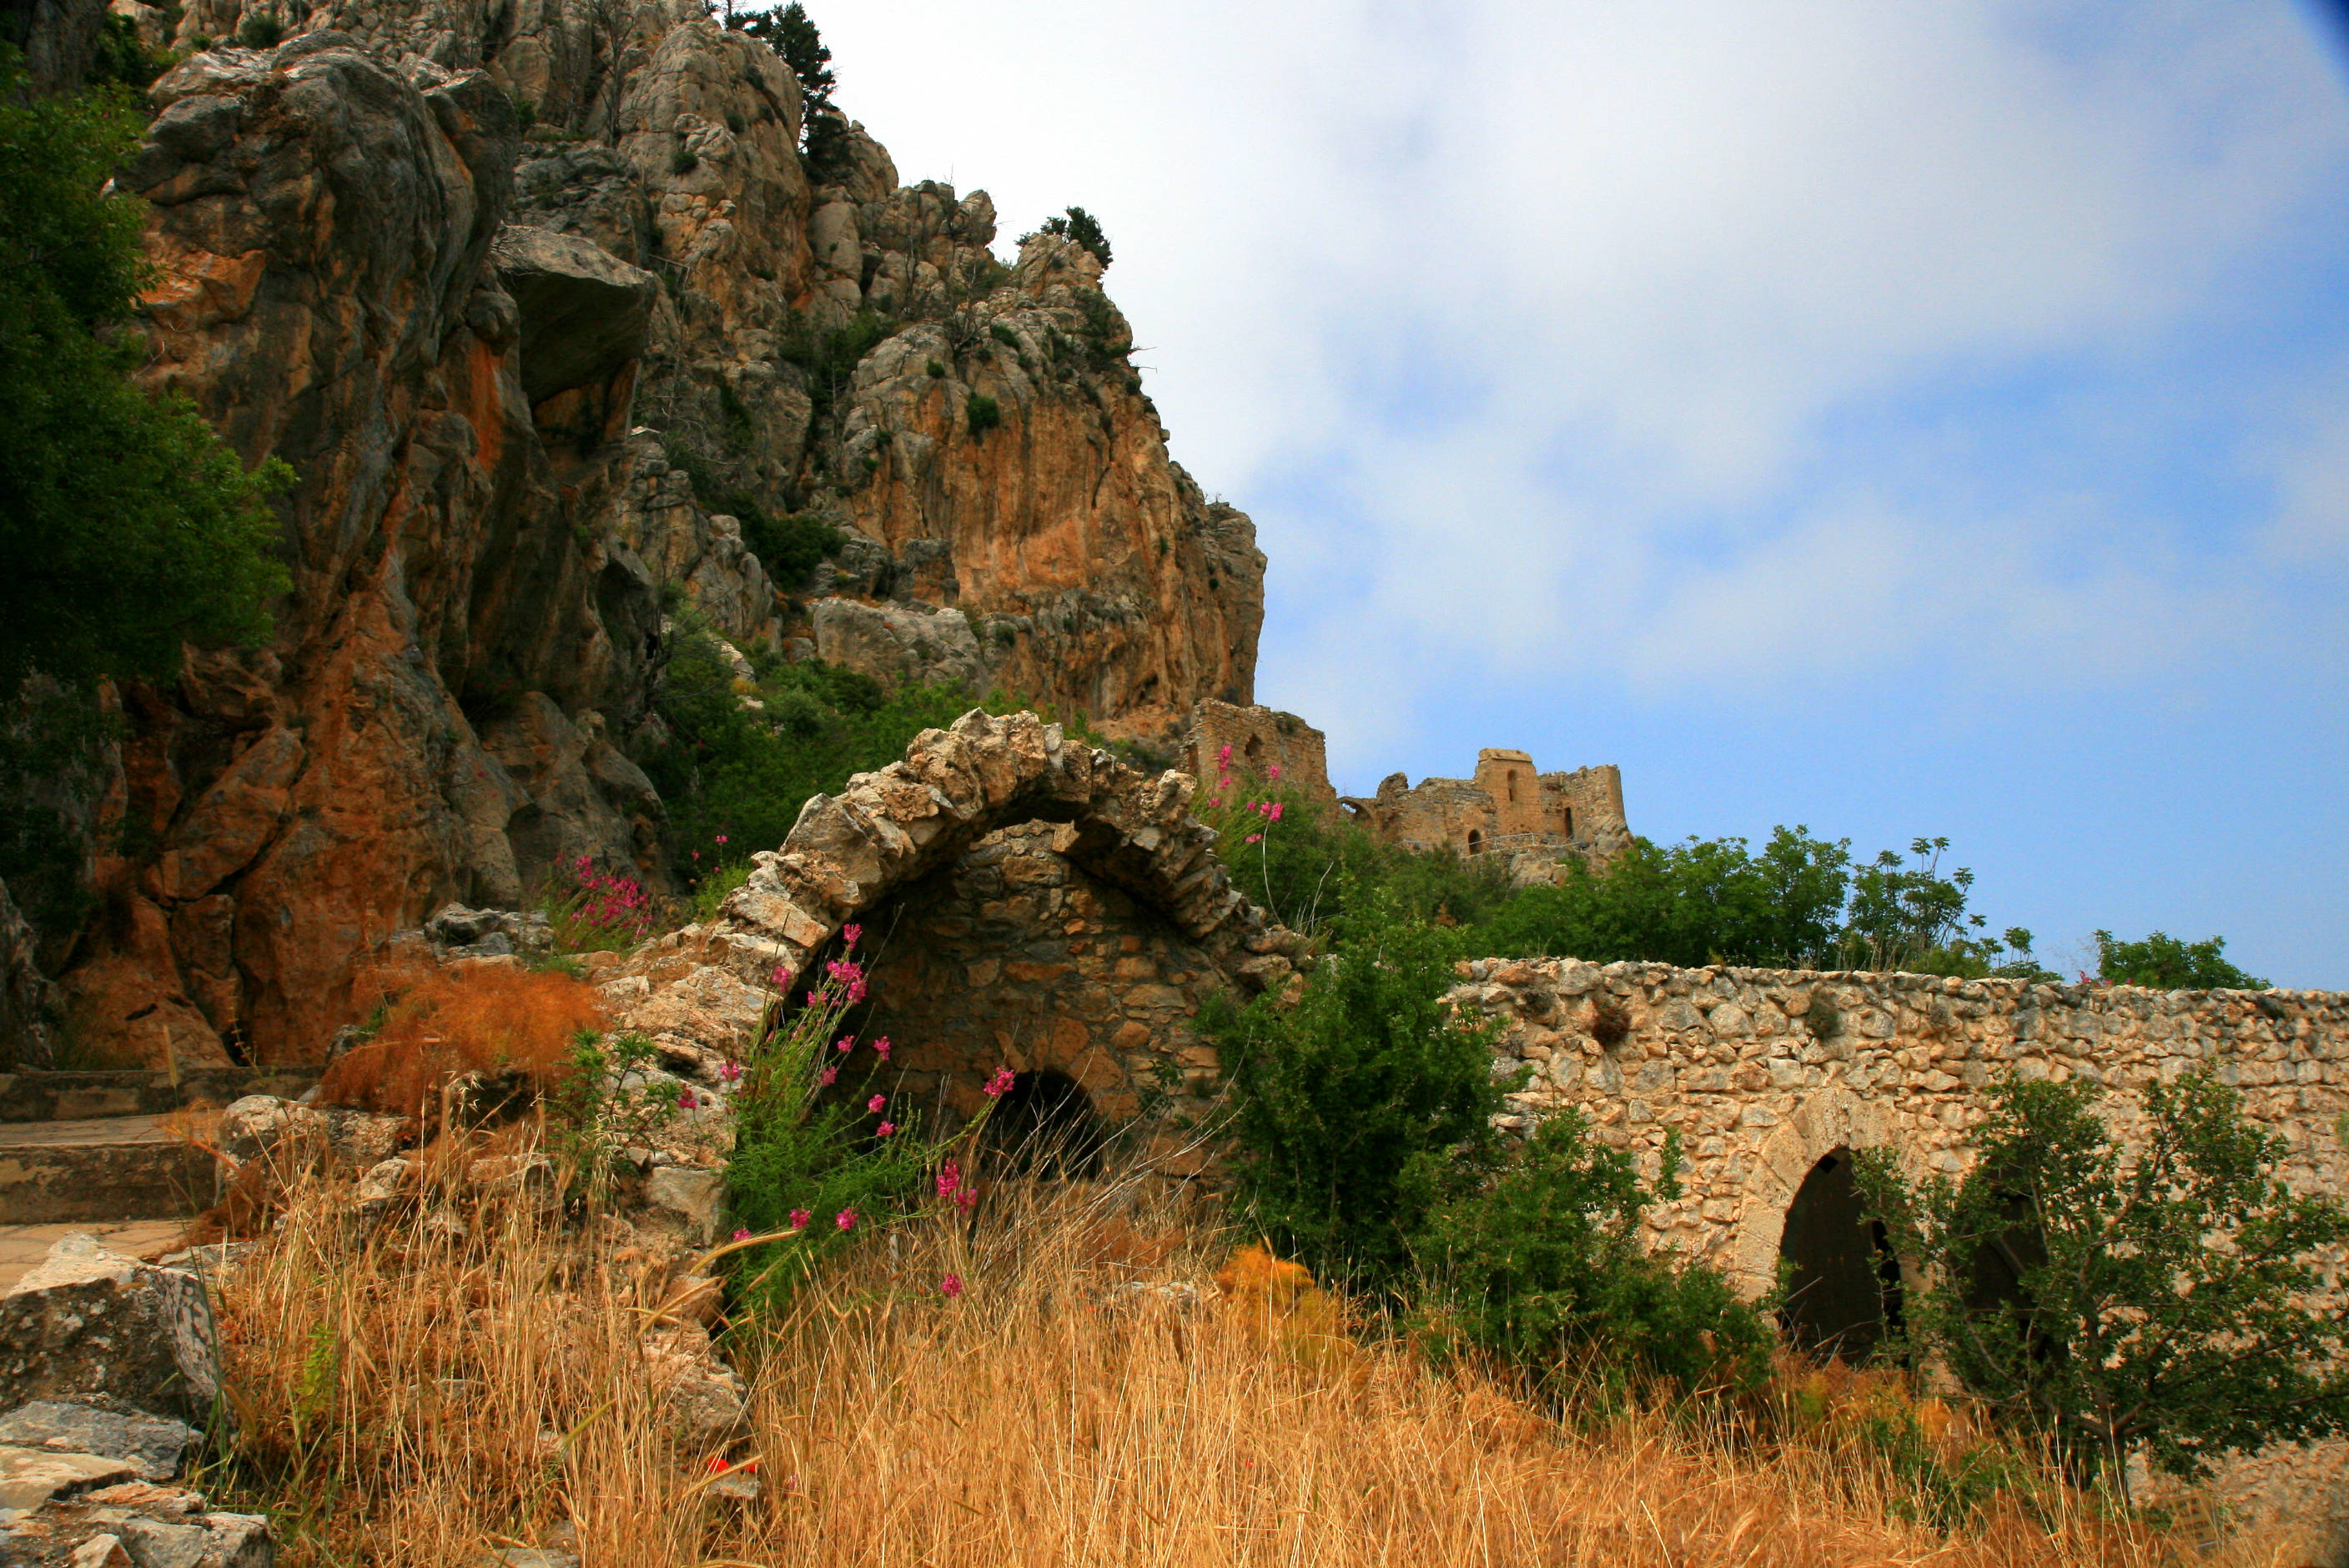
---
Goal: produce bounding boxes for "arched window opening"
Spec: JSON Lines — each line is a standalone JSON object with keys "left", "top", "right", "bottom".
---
{"left": 1778, "top": 1148, "right": 1905, "bottom": 1362}
{"left": 982, "top": 1068, "right": 1109, "bottom": 1177}
{"left": 1562, "top": 807, "right": 1574, "bottom": 837}
{"left": 1243, "top": 735, "right": 1265, "bottom": 766}
{"left": 1506, "top": 771, "right": 1519, "bottom": 803}
{"left": 1466, "top": 828, "right": 1483, "bottom": 856}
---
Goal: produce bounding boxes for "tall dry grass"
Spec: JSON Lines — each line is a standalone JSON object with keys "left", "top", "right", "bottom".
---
{"left": 207, "top": 1155, "right": 2303, "bottom": 1568}
{"left": 314, "top": 959, "right": 606, "bottom": 1120}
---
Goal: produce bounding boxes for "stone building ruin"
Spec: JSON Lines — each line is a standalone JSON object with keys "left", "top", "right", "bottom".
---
{"left": 1343, "top": 749, "right": 1632, "bottom": 877}
{"left": 1181, "top": 700, "right": 1340, "bottom": 813}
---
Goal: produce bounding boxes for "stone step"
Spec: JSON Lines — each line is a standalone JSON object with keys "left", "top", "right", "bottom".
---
{"left": 0, "top": 1118, "right": 217, "bottom": 1226}
{"left": 0, "top": 1068, "right": 316, "bottom": 1123}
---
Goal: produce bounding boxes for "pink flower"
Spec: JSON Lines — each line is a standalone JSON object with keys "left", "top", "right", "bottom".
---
{"left": 867, "top": 1093, "right": 886, "bottom": 1113}
{"left": 939, "top": 1274, "right": 963, "bottom": 1298}
{"left": 733, "top": 1227, "right": 751, "bottom": 1242}
{"left": 1244, "top": 833, "right": 1261, "bottom": 844}
{"left": 936, "top": 1160, "right": 962, "bottom": 1199}
{"left": 835, "top": 1209, "right": 857, "bottom": 1231}
{"left": 1206, "top": 797, "right": 1221, "bottom": 809}
{"left": 788, "top": 1209, "right": 810, "bottom": 1230}
{"left": 1267, "top": 763, "right": 1282, "bottom": 780}
{"left": 953, "top": 1187, "right": 977, "bottom": 1213}
{"left": 842, "top": 923, "right": 862, "bottom": 949}
{"left": 717, "top": 1060, "right": 743, "bottom": 1084}
{"left": 1269, "top": 802, "right": 1284, "bottom": 822}
{"left": 836, "top": 1036, "right": 853, "bottom": 1053}
{"left": 677, "top": 1089, "right": 697, "bottom": 1110}
{"left": 716, "top": 833, "right": 728, "bottom": 844}
{"left": 983, "top": 1067, "right": 1016, "bottom": 1098}
{"left": 817, "top": 1066, "right": 837, "bottom": 1086}
{"left": 877, "top": 1121, "right": 895, "bottom": 1137}
{"left": 873, "top": 1036, "right": 892, "bottom": 1060}
{"left": 1216, "top": 743, "right": 1232, "bottom": 768}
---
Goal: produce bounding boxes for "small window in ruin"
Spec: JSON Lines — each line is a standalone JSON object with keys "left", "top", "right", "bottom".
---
{"left": 1506, "top": 771, "right": 1518, "bottom": 803}
{"left": 1466, "top": 829, "right": 1483, "bottom": 856}
{"left": 1245, "top": 735, "right": 1265, "bottom": 766}
{"left": 1563, "top": 807, "right": 1574, "bottom": 837}
{"left": 1778, "top": 1148, "right": 1905, "bottom": 1362}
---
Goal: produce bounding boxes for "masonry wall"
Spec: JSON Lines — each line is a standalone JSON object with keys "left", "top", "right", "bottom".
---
{"left": 844, "top": 823, "right": 1235, "bottom": 1163}
{"left": 1447, "top": 956, "right": 2349, "bottom": 1561}
{"left": 1185, "top": 701, "right": 1340, "bottom": 812}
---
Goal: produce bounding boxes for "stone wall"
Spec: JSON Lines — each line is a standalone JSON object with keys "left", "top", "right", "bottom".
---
{"left": 1446, "top": 955, "right": 2349, "bottom": 1561}
{"left": 843, "top": 822, "right": 1232, "bottom": 1159}
{"left": 1184, "top": 701, "right": 1339, "bottom": 813}
{"left": 1345, "top": 750, "right": 1630, "bottom": 875}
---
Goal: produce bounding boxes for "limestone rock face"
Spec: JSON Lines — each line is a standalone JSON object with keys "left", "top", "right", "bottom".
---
{"left": 0, "top": 877, "right": 58, "bottom": 1072}
{"left": 52, "top": 0, "right": 1262, "bottom": 1067}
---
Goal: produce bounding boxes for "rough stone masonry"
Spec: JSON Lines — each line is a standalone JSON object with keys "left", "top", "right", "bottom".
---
{"left": 1446, "top": 956, "right": 2349, "bottom": 1561}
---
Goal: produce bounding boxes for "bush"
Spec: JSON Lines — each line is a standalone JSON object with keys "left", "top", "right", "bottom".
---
{"left": 632, "top": 616, "right": 983, "bottom": 883}
{"left": 1209, "top": 893, "right": 1508, "bottom": 1296}
{"left": 2094, "top": 928, "right": 2268, "bottom": 990}
{"left": 235, "top": 12, "right": 283, "bottom": 47}
{"left": 669, "top": 146, "right": 698, "bottom": 175}
{"left": 317, "top": 959, "right": 606, "bottom": 1122}
{"left": 965, "top": 391, "right": 1001, "bottom": 439}
{"left": 1417, "top": 1112, "right": 1773, "bottom": 1400}
{"left": 1857, "top": 1071, "right": 2349, "bottom": 1496}
{"left": 1034, "top": 205, "right": 1113, "bottom": 269}
{"left": 0, "top": 55, "right": 290, "bottom": 696}
{"left": 739, "top": 509, "right": 842, "bottom": 587}
{"left": 725, "top": 925, "right": 999, "bottom": 1307}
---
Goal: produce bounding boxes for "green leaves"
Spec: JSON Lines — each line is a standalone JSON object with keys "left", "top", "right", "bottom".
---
{"left": 2094, "top": 928, "right": 2269, "bottom": 991}
{"left": 1857, "top": 1072, "right": 2349, "bottom": 1493}
{"left": 0, "top": 54, "right": 290, "bottom": 692}
{"left": 1210, "top": 891, "right": 1506, "bottom": 1295}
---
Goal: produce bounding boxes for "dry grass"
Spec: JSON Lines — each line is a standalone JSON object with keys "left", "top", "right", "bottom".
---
{"left": 207, "top": 1158, "right": 2306, "bottom": 1568}
{"left": 314, "top": 959, "right": 605, "bottom": 1120}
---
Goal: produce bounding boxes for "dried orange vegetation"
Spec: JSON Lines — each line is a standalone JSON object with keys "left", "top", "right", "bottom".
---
{"left": 315, "top": 959, "right": 605, "bottom": 1118}
{"left": 204, "top": 1161, "right": 2307, "bottom": 1568}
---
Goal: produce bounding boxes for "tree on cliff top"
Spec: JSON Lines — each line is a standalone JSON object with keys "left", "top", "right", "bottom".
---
{"left": 0, "top": 53, "right": 289, "bottom": 693}
{"left": 729, "top": 3, "right": 848, "bottom": 173}
{"left": 2095, "top": 928, "right": 2269, "bottom": 991}
{"left": 1036, "top": 207, "right": 1113, "bottom": 270}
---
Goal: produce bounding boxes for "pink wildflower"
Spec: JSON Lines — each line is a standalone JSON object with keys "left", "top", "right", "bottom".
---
{"left": 717, "top": 1060, "right": 743, "bottom": 1085}
{"left": 716, "top": 833, "right": 728, "bottom": 844}
{"left": 677, "top": 1089, "right": 697, "bottom": 1110}
{"left": 817, "top": 1065, "right": 837, "bottom": 1086}
{"left": 953, "top": 1188, "right": 978, "bottom": 1214}
{"left": 867, "top": 1093, "right": 886, "bottom": 1113}
{"left": 1269, "top": 802, "right": 1284, "bottom": 822}
{"left": 1268, "top": 763, "right": 1283, "bottom": 780}
{"left": 1244, "top": 833, "right": 1262, "bottom": 844}
{"left": 842, "top": 923, "right": 862, "bottom": 949}
{"left": 983, "top": 1066, "right": 1016, "bottom": 1098}
{"left": 732, "top": 1228, "right": 751, "bottom": 1242}
{"left": 877, "top": 1121, "right": 895, "bottom": 1137}
{"left": 939, "top": 1274, "right": 963, "bottom": 1299}
{"left": 836, "top": 1036, "right": 853, "bottom": 1053}
{"left": 1216, "top": 743, "right": 1233, "bottom": 768}
{"left": 789, "top": 1209, "right": 810, "bottom": 1230}
{"left": 836, "top": 1209, "right": 857, "bottom": 1231}
{"left": 936, "top": 1160, "right": 963, "bottom": 1199}
{"left": 873, "top": 1036, "right": 892, "bottom": 1060}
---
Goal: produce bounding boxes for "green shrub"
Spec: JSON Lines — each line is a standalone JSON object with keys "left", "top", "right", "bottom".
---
{"left": 926, "top": 359, "right": 947, "bottom": 379}
{"left": 1034, "top": 205, "right": 1113, "bottom": 269}
{"left": 670, "top": 146, "right": 698, "bottom": 175}
{"left": 964, "top": 392, "right": 1001, "bottom": 439}
{"left": 988, "top": 322, "right": 1019, "bottom": 349}
{"left": 1416, "top": 1112, "right": 1773, "bottom": 1400}
{"left": 633, "top": 616, "right": 982, "bottom": 883}
{"left": 85, "top": 13, "right": 173, "bottom": 88}
{"left": 2093, "top": 928, "right": 2268, "bottom": 990}
{"left": 507, "top": 90, "right": 536, "bottom": 133}
{"left": 235, "top": 12, "right": 283, "bottom": 47}
{"left": 1208, "top": 893, "right": 1508, "bottom": 1297}
{"left": 1859, "top": 1072, "right": 2349, "bottom": 1497}
{"left": 740, "top": 510, "right": 842, "bottom": 588}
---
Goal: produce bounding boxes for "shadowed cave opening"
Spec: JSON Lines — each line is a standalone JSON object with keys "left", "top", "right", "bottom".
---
{"left": 982, "top": 1069, "right": 1109, "bottom": 1177}
{"left": 1778, "top": 1148, "right": 1906, "bottom": 1363}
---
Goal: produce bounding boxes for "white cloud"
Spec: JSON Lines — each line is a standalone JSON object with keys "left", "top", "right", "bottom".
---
{"left": 815, "top": 0, "right": 2349, "bottom": 729}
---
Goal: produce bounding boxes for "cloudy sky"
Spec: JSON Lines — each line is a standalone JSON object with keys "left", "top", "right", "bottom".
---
{"left": 817, "top": 0, "right": 2349, "bottom": 988}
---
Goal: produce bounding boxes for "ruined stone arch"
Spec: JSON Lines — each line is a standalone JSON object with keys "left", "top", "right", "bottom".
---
{"left": 671, "top": 709, "right": 1271, "bottom": 992}
{"left": 1723, "top": 1085, "right": 1924, "bottom": 1301}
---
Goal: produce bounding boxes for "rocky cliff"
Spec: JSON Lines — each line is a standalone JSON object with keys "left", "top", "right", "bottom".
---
{"left": 42, "top": 0, "right": 1264, "bottom": 1068}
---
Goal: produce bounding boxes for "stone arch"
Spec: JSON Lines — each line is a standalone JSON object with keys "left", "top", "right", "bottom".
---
{"left": 692, "top": 709, "right": 1272, "bottom": 993}
{"left": 1723, "top": 1085, "right": 1923, "bottom": 1300}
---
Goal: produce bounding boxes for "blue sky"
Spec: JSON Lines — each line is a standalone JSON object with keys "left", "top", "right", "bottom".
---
{"left": 818, "top": 0, "right": 2349, "bottom": 988}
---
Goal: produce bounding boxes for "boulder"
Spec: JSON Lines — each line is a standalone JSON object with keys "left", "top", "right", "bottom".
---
{"left": 0, "top": 1477, "right": 273, "bottom": 1565}
{"left": 0, "top": 876, "right": 58, "bottom": 1073}
{"left": 0, "top": 1404, "right": 198, "bottom": 1483}
{"left": 809, "top": 599, "right": 984, "bottom": 693}
{"left": 489, "top": 225, "right": 660, "bottom": 406}
{"left": 0, "top": 1237, "right": 218, "bottom": 1424}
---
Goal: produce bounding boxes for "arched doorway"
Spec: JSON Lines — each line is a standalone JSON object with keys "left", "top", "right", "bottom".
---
{"left": 1778, "top": 1148, "right": 1904, "bottom": 1361}
{"left": 983, "top": 1069, "right": 1109, "bottom": 1176}
{"left": 1466, "top": 828, "right": 1483, "bottom": 856}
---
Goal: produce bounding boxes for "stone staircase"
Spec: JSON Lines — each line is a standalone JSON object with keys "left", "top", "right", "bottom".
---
{"left": 0, "top": 1069, "right": 316, "bottom": 1287}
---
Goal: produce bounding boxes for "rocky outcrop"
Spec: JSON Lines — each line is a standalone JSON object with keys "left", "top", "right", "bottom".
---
{"left": 52, "top": 0, "right": 1263, "bottom": 1068}
{"left": 0, "top": 1235, "right": 219, "bottom": 1424}
{"left": 0, "top": 877, "right": 58, "bottom": 1072}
